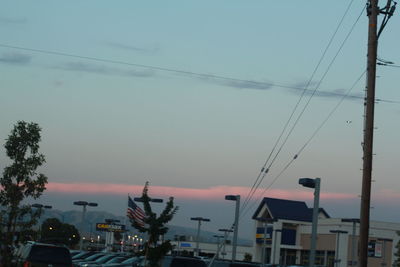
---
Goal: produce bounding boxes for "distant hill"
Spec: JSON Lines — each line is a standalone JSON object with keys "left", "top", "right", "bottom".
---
{"left": 37, "top": 209, "right": 252, "bottom": 246}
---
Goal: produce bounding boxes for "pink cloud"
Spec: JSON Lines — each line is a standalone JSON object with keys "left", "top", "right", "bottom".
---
{"left": 46, "top": 182, "right": 356, "bottom": 201}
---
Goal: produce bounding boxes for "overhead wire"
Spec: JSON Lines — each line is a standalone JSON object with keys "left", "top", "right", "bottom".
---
{"left": 239, "top": 0, "right": 357, "bottom": 213}
{"left": 240, "top": 69, "right": 367, "bottom": 220}
{"left": 0, "top": 43, "right": 397, "bottom": 104}
{"left": 0, "top": 43, "right": 319, "bottom": 92}
{"left": 239, "top": 0, "right": 365, "bottom": 215}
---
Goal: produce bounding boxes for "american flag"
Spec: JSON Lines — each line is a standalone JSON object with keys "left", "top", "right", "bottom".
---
{"left": 127, "top": 196, "right": 145, "bottom": 227}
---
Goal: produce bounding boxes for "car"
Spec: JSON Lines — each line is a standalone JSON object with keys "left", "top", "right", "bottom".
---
{"left": 160, "top": 256, "right": 209, "bottom": 267}
{"left": 78, "top": 253, "right": 120, "bottom": 266}
{"left": 102, "top": 256, "right": 143, "bottom": 267}
{"left": 72, "top": 251, "right": 98, "bottom": 261}
{"left": 96, "top": 255, "right": 129, "bottom": 266}
{"left": 206, "top": 259, "right": 260, "bottom": 267}
{"left": 14, "top": 242, "right": 72, "bottom": 267}
{"left": 73, "top": 252, "right": 106, "bottom": 266}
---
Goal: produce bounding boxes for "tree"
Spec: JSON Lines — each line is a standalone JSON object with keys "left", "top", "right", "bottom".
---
{"left": 243, "top": 253, "right": 252, "bottom": 262}
{"left": 41, "top": 218, "right": 80, "bottom": 247}
{"left": 394, "top": 231, "right": 400, "bottom": 267}
{"left": 130, "top": 182, "right": 178, "bottom": 267}
{"left": 0, "top": 121, "right": 48, "bottom": 265}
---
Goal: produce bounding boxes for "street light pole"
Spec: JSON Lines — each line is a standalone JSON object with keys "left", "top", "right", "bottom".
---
{"left": 73, "top": 201, "right": 98, "bottom": 251}
{"left": 342, "top": 218, "right": 360, "bottom": 267}
{"left": 273, "top": 229, "right": 282, "bottom": 265}
{"left": 218, "top": 228, "right": 233, "bottom": 259}
{"left": 190, "top": 217, "right": 210, "bottom": 257}
{"left": 213, "top": 235, "right": 224, "bottom": 259}
{"left": 225, "top": 195, "right": 240, "bottom": 261}
{"left": 330, "top": 230, "right": 348, "bottom": 267}
{"left": 299, "top": 177, "right": 321, "bottom": 267}
{"left": 255, "top": 218, "right": 269, "bottom": 267}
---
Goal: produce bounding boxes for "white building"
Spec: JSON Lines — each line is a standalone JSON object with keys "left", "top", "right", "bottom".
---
{"left": 170, "top": 240, "right": 254, "bottom": 261}
{"left": 253, "top": 197, "right": 400, "bottom": 267}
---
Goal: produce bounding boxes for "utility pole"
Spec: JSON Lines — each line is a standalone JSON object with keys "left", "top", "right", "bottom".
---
{"left": 190, "top": 217, "right": 210, "bottom": 257}
{"left": 359, "top": 0, "right": 378, "bottom": 266}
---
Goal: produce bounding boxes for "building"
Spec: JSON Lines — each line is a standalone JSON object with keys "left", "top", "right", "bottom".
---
{"left": 253, "top": 197, "right": 400, "bottom": 267}
{"left": 170, "top": 240, "right": 254, "bottom": 261}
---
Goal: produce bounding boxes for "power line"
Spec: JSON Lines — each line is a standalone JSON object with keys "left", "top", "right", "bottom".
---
{"left": 239, "top": 0, "right": 358, "bottom": 213}
{"left": 240, "top": 70, "right": 366, "bottom": 220}
{"left": 240, "top": 1, "right": 366, "bottom": 215}
{"left": 0, "top": 43, "right": 397, "bottom": 104}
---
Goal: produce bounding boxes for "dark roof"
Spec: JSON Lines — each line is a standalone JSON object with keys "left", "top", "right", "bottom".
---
{"left": 252, "top": 197, "right": 314, "bottom": 222}
{"left": 308, "top": 208, "right": 331, "bottom": 219}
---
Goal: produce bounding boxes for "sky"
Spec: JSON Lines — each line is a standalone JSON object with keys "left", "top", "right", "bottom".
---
{"left": 0, "top": 1, "right": 400, "bottom": 239}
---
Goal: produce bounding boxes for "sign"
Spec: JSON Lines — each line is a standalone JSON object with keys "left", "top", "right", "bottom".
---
{"left": 96, "top": 223, "right": 126, "bottom": 232}
{"left": 368, "top": 241, "right": 382, "bottom": 258}
{"left": 180, "top": 243, "right": 192, "bottom": 248}
{"left": 374, "top": 242, "right": 382, "bottom": 257}
{"left": 256, "top": 227, "right": 272, "bottom": 244}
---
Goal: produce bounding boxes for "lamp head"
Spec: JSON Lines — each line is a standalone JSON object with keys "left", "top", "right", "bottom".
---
{"left": 73, "top": 201, "right": 88, "bottom": 206}
{"left": 298, "top": 178, "right": 316, "bottom": 188}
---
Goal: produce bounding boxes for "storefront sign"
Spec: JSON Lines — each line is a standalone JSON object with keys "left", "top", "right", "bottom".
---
{"left": 96, "top": 223, "right": 126, "bottom": 232}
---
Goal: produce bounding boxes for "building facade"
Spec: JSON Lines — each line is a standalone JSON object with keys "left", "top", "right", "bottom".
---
{"left": 253, "top": 197, "right": 400, "bottom": 267}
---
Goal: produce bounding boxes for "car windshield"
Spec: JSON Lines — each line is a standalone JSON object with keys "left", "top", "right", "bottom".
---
{"left": 72, "top": 251, "right": 93, "bottom": 259}
{"left": 84, "top": 253, "right": 106, "bottom": 261}
{"left": 94, "top": 254, "right": 116, "bottom": 263}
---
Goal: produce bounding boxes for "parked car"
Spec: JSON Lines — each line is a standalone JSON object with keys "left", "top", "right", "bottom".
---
{"left": 73, "top": 252, "right": 106, "bottom": 266}
{"left": 205, "top": 259, "right": 260, "bottom": 267}
{"left": 102, "top": 256, "right": 143, "bottom": 267}
{"left": 14, "top": 242, "right": 72, "bottom": 267}
{"left": 160, "top": 256, "right": 209, "bottom": 267}
{"left": 72, "top": 251, "right": 98, "bottom": 261}
{"left": 78, "top": 253, "right": 120, "bottom": 266}
{"left": 96, "top": 255, "right": 129, "bottom": 266}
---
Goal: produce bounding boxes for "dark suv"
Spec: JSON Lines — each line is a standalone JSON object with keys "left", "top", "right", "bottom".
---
{"left": 14, "top": 242, "right": 72, "bottom": 267}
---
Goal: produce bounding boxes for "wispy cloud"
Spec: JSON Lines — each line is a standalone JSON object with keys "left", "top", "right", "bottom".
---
{"left": 200, "top": 76, "right": 274, "bottom": 90}
{"left": 0, "top": 16, "right": 27, "bottom": 24}
{"left": 289, "top": 81, "right": 364, "bottom": 101}
{"left": 46, "top": 182, "right": 356, "bottom": 201}
{"left": 55, "top": 62, "right": 154, "bottom": 77}
{"left": 0, "top": 52, "right": 31, "bottom": 65}
{"left": 106, "top": 42, "right": 159, "bottom": 54}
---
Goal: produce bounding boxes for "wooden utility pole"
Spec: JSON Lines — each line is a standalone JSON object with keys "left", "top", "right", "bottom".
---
{"left": 359, "top": 0, "right": 379, "bottom": 266}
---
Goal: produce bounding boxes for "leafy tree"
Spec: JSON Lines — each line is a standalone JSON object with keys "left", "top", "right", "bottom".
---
{"left": 41, "top": 218, "right": 80, "bottom": 247}
{"left": 0, "top": 121, "right": 48, "bottom": 265}
{"left": 394, "top": 231, "right": 400, "bottom": 267}
{"left": 130, "top": 182, "right": 178, "bottom": 267}
{"left": 243, "top": 253, "right": 252, "bottom": 262}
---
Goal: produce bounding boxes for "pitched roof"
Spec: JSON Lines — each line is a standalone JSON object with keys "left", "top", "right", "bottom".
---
{"left": 252, "top": 197, "right": 323, "bottom": 222}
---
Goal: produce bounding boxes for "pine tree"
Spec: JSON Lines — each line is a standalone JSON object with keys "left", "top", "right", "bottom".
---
{"left": 130, "top": 182, "right": 178, "bottom": 267}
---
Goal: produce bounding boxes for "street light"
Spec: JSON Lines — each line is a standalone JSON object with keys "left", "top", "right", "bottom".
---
{"left": 190, "top": 217, "right": 210, "bottom": 257}
{"left": 342, "top": 218, "right": 360, "bottom": 266}
{"left": 299, "top": 177, "right": 321, "bottom": 267}
{"left": 330, "top": 230, "right": 348, "bottom": 267}
{"left": 213, "top": 234, "right": 224, "bottom": 259}
{"left": 134, "top": 197, "right": 163, "bottom": 203}
{"left": 218, "top": 228, "right": 233, "bottom": 259}
{"left": 273, "top": 229, "right": 282, "bottom": 265}
{"left": 225, "top": 195, "right": 240, "bottom": 261}
{"left": 73, "top": 201, "right": 98, "bottom": 250}
{"left": 256, "top": 218, "right": 275, "bottom": 267}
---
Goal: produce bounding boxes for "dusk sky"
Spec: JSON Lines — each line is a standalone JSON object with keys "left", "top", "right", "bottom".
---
{"left": 1, "top": 1, "right": 399, "bottom": 239}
